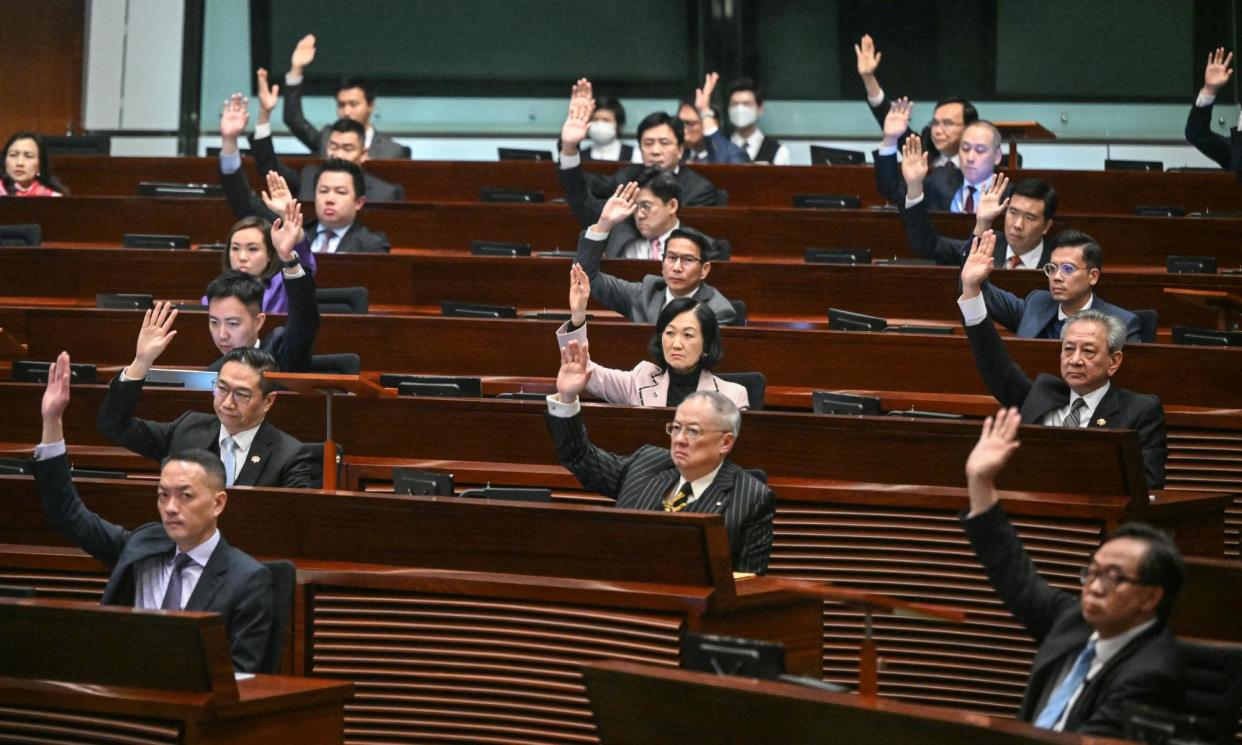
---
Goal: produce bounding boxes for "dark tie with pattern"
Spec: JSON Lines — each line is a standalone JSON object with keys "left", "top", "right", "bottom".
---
{"left": 963, "top": 185, "right": 977, "bottom": 213}
{"left": 1062, "top": 398, "right": 1088, "bottom": 428}
{"left": 160, "top": 552, "right": 194, "bottom": 610}
{"left": 663, "top": 481, "right": 694, "bottom": 512}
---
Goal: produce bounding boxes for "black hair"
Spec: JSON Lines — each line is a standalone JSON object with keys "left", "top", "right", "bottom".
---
{"left": 2, "top": 131, "right": 69, "bottom": 195}
{"left": 726, "top": 76, "right": 764, "bottom": 106}
{"left": 933, "top": 97, "right": 979, "bottom": 125}
{"left": 224, "top": 216, "right": 279, "bottom": 281}
{"left": 648, "top": 297, "right": 724, "bottom": 370}
{"left": 1103, "top": 522, "right": 1185, "bottom": 622}
{"left": 205, "top": 270, "right": 265, "bottom": 313}
{"left": 336, "top": 76, "right": 376, "bottom": 104}
{"left": 637, "top": 166, "right": 681, "bottom": 204}
{"left": 328, "top": 117, "right": 366, "bottom": 140}
{"left": 162, "top": 448, "right": 228, "bottom": 492}
{"left": 666, "top": 227, "right": 715, "bottom": 262}
{"left": 1007, "top": 179, "right": 1058, "bottom": 222}
{"left": 637, "top": 111, "right": 685, "bottom": 146}
{"left": 1052, "top": 228, "right": 1103, "bottom": 269}
{"left": 314, "top": 157, "right": 366, "bottom": 198}
{"left": 219, "top": 346, "right": 279, "bottom": 395}
{"left": 594, "top": 94, "right": 627, "bottom": 131}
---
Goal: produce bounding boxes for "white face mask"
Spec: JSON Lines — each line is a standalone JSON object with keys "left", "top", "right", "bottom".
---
{"left": 587, "top": 121, "right": 617, "bottom": 146}
{"left": 728, "top": 104, "right": 758, "bottom": 129}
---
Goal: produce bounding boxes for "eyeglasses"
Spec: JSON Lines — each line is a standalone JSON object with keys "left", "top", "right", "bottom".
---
{"left": 665, "top": 422, "right": 727, "bottom": 440}
{"left": 1043, "top": 262, "right": 1083, "bottom": 277}
{"left": 636, "top": 200, "right": 661, "bottom": 213}
{"left": 663, "top": 252, "right": 702, "bottom": 267}
{"left": 212, "top": 379, "right": 255, "bottom": 404}
{"left": 930, "top": 118, "right": 964, "bottom": 129}
{"left": 1079, "top": 565, "right": 1149, "bottom": 593}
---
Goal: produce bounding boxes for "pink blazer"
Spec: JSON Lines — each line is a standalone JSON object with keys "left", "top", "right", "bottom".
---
{"left": 556, "top": 322, "right": 749, "bottom": 410}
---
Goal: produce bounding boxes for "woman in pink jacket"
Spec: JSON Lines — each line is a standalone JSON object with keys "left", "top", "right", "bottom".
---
{"left": 555, "top": 263, "right": 749, "bottom": 409}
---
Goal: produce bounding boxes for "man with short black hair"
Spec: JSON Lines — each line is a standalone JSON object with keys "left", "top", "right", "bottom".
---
{"left": 38, "top": 353, "right": 276, "bottom": 671}
{"left": 96, "top": 305, "right": 315, "bottom": 489}
{"left": 875, "top": 100, "right": 999, "bottom": 212}
{"left": 575, "top": 182, "right": 737, "bottom": 324}
{"left": 1184, "top": 46, "right": 1241, "bottom": 179}
{"left": 279, "top": 34, "right": 410, "bottom": 159}
{"left": 726, "top": 77, "right": 789, "bottom": 165}
{"left": 961, "top": 406, "right": 1182, "bottom": 735}
{"left": 680, "top": 73, "right": 750, "bottom": 165}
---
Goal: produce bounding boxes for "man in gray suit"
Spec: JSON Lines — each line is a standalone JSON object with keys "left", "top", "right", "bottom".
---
{"left": 575, "top": 181, "right": 738, "bottom": 325}
{"left": 547, "top": 343, "right": 774, "bottom": 573}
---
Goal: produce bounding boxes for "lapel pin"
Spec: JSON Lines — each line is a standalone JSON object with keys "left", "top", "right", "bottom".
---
{"left": 251, "top": 455, "right": 261, "bottom": 463}
{"left": 1095, "top": 418, "right": 1106, "bottom": 426}
{"left": 716, "top": 501, "right": 722, "bottom": 507}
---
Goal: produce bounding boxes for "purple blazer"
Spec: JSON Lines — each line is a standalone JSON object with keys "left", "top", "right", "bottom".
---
{"left": 202, "top": 239, "right": 316, "bottom": 313}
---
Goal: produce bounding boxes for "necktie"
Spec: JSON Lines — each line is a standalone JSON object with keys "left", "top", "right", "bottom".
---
{"left": 316, "top": 229, "right": 338, "bottom": 254}
{"left": 1007, "top": 254, "right": 1024, "bottom": 269}
{"left": 650, "top": 237, "right": 662, "bottom": 261}
{"left": 1062, "top": 398, "right": 1088, "bottom": 428}
{"left": 664, "top": 481, "right": 694, "bottom": 513}
{"left": 963, "top": 185, "right": 977, "bottom": 213}
{"left": 1034, "top": 639, "right": 1097, "bottom": 729}
{"left": 160, "top": 552, "right": 194, "bottom": 610}
{"left": 221, "top": 436, "right": 237, "bottom": 487}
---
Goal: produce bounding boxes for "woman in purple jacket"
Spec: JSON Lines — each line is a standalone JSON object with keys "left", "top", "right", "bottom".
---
{"left": 203, "top": 211, "right": 315, "bottom": 313}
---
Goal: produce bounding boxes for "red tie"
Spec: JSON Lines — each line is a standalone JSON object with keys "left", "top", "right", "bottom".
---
{"left": 650, "top": 237, "right": 662, "bottom": 261}
{"left": 963, "top": 186, "right": 976, "bottom": 213}
{"left": 1007, "top": 254, "right": 1023, "bottom": 269}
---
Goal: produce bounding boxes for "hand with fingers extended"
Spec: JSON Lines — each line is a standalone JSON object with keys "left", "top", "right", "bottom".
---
{"left": 556, "top": 340, "right": 593, "bottom": 403}
{"left": 568, "top": 263, "right": 591, "bottom": 327}
{"left": 694, "top": 72, "right": 720, "bottom": 115}
{"left": 593, "top": 181, "right": 639, "bottom": 232}
{"left": 975, "top": 173, "right": 1011, "bottom": 229}
{"left": 560, "top": 78, "right": 595, "bottom": 155}
{"left": 219, "top": 93, "right": 250, "bottom": 151}
{"left": 901, "top": 134, "right": 929, "bottom": 196}
{"left": 855, "top": 34, "right": 882, "bottom": 78}
{"left": 882, "top": 97, "right": 912, "bottom": 148}
{"left": 271, "top": 194, "right": 305, "bottom": 265}
{"left": 1203, "top": 47, "right": 1234, "bottom": 96}
{"left": 256, "top": 68, "right": 280, "bottom": 124}
{"left": 289, "top": 34, "right": 316, "bottom": 77}
{"left": 126, "top": 301, "right": 179, "bottom": 380}
{"left": 260, "top": 169, "right": 295, "bottom": 217}
{"left": 964, "top": 407, "right": 1023, "bottom": 515}
{"left": 960, "top": 230, "right": 997, "bottom": 297}
{"left": 40, "top": 351, "right": 73, "bottom": 443}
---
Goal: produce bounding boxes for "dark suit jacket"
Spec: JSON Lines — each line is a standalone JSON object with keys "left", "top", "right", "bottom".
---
{"left": 901, "top": 195, "right": 1054, "bottom": 268}
{"left": 197, "top": 259, "right": 320, "bottom": 372}
{"left": 282, "top": 80, "right": 411, "bottom": 160}
{"left": 1184, "top": 102, "right": 1233, "bottom": 170}
{"left": 964, "top": 319, "right": 1167, "bottom": 489}
{"left": 980, "top": 285, "right": 1141, "bottom": 343}
{"left": 962, "top": 503, "right": 1182, "bottom": 736}
{"left": 546, "top": 411, "right": 774, "bottom": 573}
{"left": 684, "top": 129, "right": 751, "bottom": 165}
{"left": 96, "top": 376, "right": 316, "bottom": 488}
{"left": 250, "top": 133, "right": 405, "bottom": 203}
{"left": 575, "top": 231, "right": 737, "bottom": 324}
{"left": 559, "top": 162, "right": 726, "bottom": 229}
{"left": 874, "top": 148, "right": 962, "bottom": 211}
{"left": 34, "top": 453, "right": 274, "bottom": 671}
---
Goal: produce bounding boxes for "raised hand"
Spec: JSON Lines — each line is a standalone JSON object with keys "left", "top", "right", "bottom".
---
{"left": 595, "top": 181, "right": 639, "bottom": 232}
{"left": 1203, "top": 47, "right": 1234, "bottom": 94}
{"left": 569, "top": 262, "right": 591, "bottom": 326}
{"left": 556, "top": 340, "right": 594, "bottom": 403}
{"left": 271, "top": 194, "right": 304, "bottom": 263}
{"left": 882, "top": 97, "right": 912, "bottom": 147}
{"left": 219, "top": 93, "right": 250, "bottom": 142}
{"left": 260, "top": 169, "right": 294, "bottom": 216}
{"left": 41, "top": 351, "right": 73, "bottom": 438}
{"left": 855, "top": 34, "right": 882, "bottom": 77}
{"left": 289, "top": 34, "right": 317, "bottom": 76}
{"left": 900, "top": 134, "right": 929, "bottom": 192}
{"left": 975, "top": 172, "right": 1011, "bottom": 227}
{"left": 960, "top": 230, "right": 997, "bottom": 296}
{"left": 694, "top": 72, "right": 720, "bottom": 114}
{"left": 964, "top": 407, "right": 1023, "bottom": 515}
{"left": 256, "top": 68, "right": 280, "bottom": 122}
{"left": 560, "top": 78, "right": 595, "bottom": 154}
{"left": 127, "top": 301, "right": 179, "bottom": 379}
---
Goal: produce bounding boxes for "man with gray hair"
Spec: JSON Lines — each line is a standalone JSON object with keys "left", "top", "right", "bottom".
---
{"left": 960, "top": 233, "right": 1167, "bottom": 489}
{"left": 545, "top": 339, "right": 774, "bottom": 573}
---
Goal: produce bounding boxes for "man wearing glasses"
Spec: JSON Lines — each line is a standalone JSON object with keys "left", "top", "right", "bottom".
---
{"left": 958, "top": 232, "right": 1166, "bottom": 489}
{"left": 574, "top": 181, "right": 739, "bottom": 325}
{"left": 96, "top": 303, "right": 314, "bottom": 489}
{"left": 961, "top": 407, "right": 1183, "bottom": 736}
{"left": 961, "top": 227, "right": 1141, "bottom": 342}
{"left": 546, "top": 342, "right": 774, "bottom": 573}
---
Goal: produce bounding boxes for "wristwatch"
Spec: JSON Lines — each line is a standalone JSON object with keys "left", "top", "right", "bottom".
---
{"left": 280, "top": 256, "right": 302, "bottom": 269}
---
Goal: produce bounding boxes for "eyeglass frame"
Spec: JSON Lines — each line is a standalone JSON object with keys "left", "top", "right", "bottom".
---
{"left": 1078, "top": 565, "right": 1153, "bottom": 593}
{"left": 1043, "top": 261, "right": 1086, "bottom": 278}
{"left": 663, "top": 251, "right": 703, "bottom": 267}
{"left": 211, "top": 378, "right": 257, "bottom": 404}
{"left": 665, "top": 422, "right": 728, "bottom": 440}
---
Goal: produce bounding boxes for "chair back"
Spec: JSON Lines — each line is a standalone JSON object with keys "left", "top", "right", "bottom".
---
{"left": 315, "top": 286, "right": 369, "bottom": 314}
{"left": 259, "top": 560, "right": 296, "bottom": 674}
{"left": 715, "top": 371, "right": 766, "bottom": 411}
{"left": 1134, "top": 309, "right": 1159, "bottom": 344}
{"left": 1177, "top": 637, "right": 1242, "bottom": 745}
{"left": 728, "top": 299, "right": 748, "bottom": 327}
{"left": 309, "top": 353, "right": 361, "bottom": 375}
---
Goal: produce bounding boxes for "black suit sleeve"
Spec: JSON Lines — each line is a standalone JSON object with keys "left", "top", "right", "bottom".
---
{"left": 250, "top": 133, "right": 302, "bottom": 197}
{"left": 734, "top": 481, "right": 775, "bottom": 575}
{"left": 226, "top": 561, "right": 274, "bottom": 672}
{"left": 545, "top": 411, "right": 635, "bottom": 500}
{"left": 279, "top": 443, "right": 317, "bottom": 489}
{"left": 271, "top": 271, "right": 320, "bottom": 372}
{"left": 220, "top": 161, "right": 278, "bottom": 222}
{"left": 96, "top": 377, "right": 187, "bottom": 461}
{"left": 1185, "top": 102, "right": 1233, "bottom": 170}
{"left": 872, "top": 149, "right": 906, "bottom": 205}
{"left": 33, "top": 453, "right": 130, "bottom": 567}
{"left": 902, "top": 198, "right": 968, "bottom": 265}
{"left": 964, "top": 319, "right": 1035, "bottom": 409}
{"left": 1133, "top": 396, "right": 1168, "bottom": 490}
{"left": 281, "top": 80, "right": 324, "bottom": 154}
{"left": 559, "top": 164, "right": 621, "bottom": 228}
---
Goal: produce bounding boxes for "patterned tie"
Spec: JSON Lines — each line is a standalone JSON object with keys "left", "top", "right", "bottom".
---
{"left": 650, "top": 237, "right": 662, "bottom": 261}
{"left": 663, "top": 481, "right": 694, "bottom": 513}
{"left": 221, "top": 436, "right": 237, "bottom": 487}
{"left": 963, "top": 185, "right": 977, "bottom": 213}
{"left": 1007, "top": 254, "right": 1024, "bottom": 269}
{"left": 1061, "top": 398, "right": 1088, "bottom": 428}
{"left": 160, "top": 552, "right": 194, "bottom": 610}
{"left": 1034, "top": 639, "right": 1097, "bottom": 729}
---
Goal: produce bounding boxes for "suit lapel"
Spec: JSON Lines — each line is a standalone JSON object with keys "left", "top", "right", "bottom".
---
{"left": 1087, "top": 387, "right": 1122, "bottom": 429}
{"left": 626, "top": 467, "right": 679, "bottom": 512}
{"left": 185, "top": 536, "right": 230, "bottom": 612}
{"left": 638, "top": 369, "right": 666, "bottom": 407}
{"left": 105, "top": 528, "right": 175, "bottom": 605}
{"left": 234, "top": 423, "right": 273, "bottom": 486}
{"left": 685, "top": 462, "right": 736, "bottom": 515}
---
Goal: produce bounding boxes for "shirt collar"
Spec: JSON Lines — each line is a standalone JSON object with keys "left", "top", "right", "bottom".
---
{"left": 731, "top": 129, "right": 765, "bottom": 150}
{"left": 1058, "top": 293, "right": 1094, "bottom": 321}
{"left": 1092, "top": 617, "right": 1158, "bottom": 669}
{"left": 176, "top": 528, "right": 221, "bottom": 567}
{"left": 1007, "top": 240, "right": 1044, "bottom": 269}
{"left": 1072, "top": 380, "right": 1111, "bottom": 414}
{"left": 219, "top": 421, "right": 263, "bottom": 453}
{"left": 674, "top": 463, "right": 725, "bottom": 505}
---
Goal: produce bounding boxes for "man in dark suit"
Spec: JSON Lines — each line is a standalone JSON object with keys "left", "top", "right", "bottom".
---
{"left": 278, "top": 34, "right": 410, "bottom": 160}
{"left": 1185, "top": 47, "right": 1241, "bottom": 179}
{"left": 900, "top": 136, "right": 1056, "bottom": 269}
{"left": 38, "top": 352, "right": 275, "bottom": 671}
{"left": 97, "top": 303, "right": 315, "bottom": 489}
{"left": 200, "top": 269, "right": 319, "bottom": 373}
{"left": 577, "top": 182, "right": 737, "bottom": 325}
{"left": 219, "top": 92, "right": 392, "bottom": 254}
{"left": 961, "top": 407, "right": 1183, "bottom": 736}
{"left": 588, "top": 167, "right": 730, "bottom": 261}
{"left": 680, "top": 73, "right": 751, "bottom": 165}
{"left": 547, "top": 342, "right": 773, "bottom": 573}
{"left": 959, "top": 234, "right": 1166, "bottom": 489}
{"left": 558, "top": 78, "right": 725, "bottom": 230}
{"left": 962, "top": 228, "right": 1141, "bottom": 342}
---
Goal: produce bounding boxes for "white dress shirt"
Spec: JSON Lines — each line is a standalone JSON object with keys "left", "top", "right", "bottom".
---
{"left": 218, "top": 423, "right": 263, "bottom": 483}
{"left": 1048, "top": 618, "right": 1157, "bottom": 731}
{"left": 731, "top": 129, "right": 791, "bottom": 165}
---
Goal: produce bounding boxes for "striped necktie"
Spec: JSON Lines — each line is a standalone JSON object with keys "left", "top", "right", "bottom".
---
{"left": 663, "top": 481, "right": 694, "bottom": 512}
{"left": 1062, "top": 398, "right": 1087, "bottom": 428}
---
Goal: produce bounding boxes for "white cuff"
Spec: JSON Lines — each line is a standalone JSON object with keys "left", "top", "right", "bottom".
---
{"left": 546, "top": 394, "right": 581, "bottom": 417}
{"left": 958, "top": 293, "right": 988, "bottom": 326}
{"left": 253, "top": 122, "right": 272, "bottom": 140}
{"left": 878, "top": 144, "right": 898, "bottom": 156}
{"left": 702, "top": 120, "right": 719, "bottom": 137}
{"left": 585, "top": 227, "right": 610, "bottom": 241}
{"left": 285, "top": 73, "right": 303, "bottom": 85}
{"left": 35, "top": 440, "right": 67, "bottom": 461}
{"left": 559, "top": 151, "right": 581, "bottom": 170}
{"left": 1195, "top": 92, "right": 1216, "bottom": 108}
{"left": 904, "top": 193, "right": 925, "bottom": 209}
{"left": 219, "top": 150, "right": 242, "bottom": 174}
{"left": 867, "top": 90, "right": 886, "bottom": 107}
{"left": 281, "top": 264, "right": 307, "bottom": 278}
